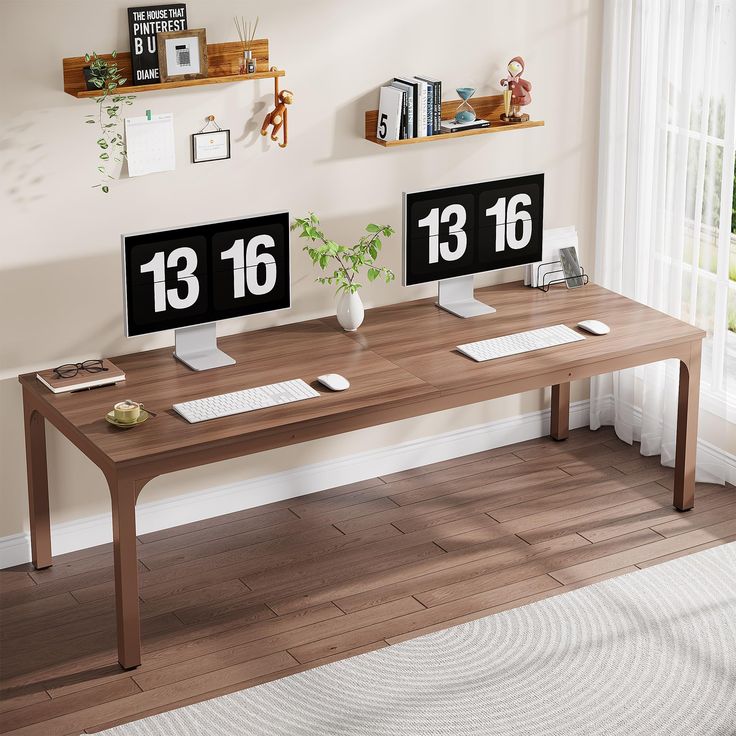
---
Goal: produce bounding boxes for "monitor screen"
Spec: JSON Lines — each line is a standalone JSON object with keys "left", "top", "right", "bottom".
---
{"left": 403, "top": 173, "right": 544, "bottom": 286}
{"left": 123, "top": 212, "right": 290, "bottom": 337}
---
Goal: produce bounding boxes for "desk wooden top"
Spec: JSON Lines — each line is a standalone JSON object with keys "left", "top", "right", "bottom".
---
{"left": 19, "top": 282, "right": 704, "bottom": 472}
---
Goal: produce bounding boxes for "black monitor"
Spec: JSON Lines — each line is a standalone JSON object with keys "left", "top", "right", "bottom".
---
{"left": 122, "top": 212, "right": 290, "bottom": 370}
{"left": 403, "top": 173, "right": 544, "bottom": 317}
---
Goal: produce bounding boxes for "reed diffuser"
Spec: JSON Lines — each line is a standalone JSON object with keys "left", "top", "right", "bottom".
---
{"left": 234, "top": 15, "right": 259, "bottom": 74}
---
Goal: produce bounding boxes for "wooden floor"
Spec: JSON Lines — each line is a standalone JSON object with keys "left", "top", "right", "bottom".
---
{"left": 1, "top": 427, "right": 735, "bottom": 735}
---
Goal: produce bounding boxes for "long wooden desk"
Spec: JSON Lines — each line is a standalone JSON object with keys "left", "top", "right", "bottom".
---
{"left": 19, "top": 281, "right": 705, "bottom": 669}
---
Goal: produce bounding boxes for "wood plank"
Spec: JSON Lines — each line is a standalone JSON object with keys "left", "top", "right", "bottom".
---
{"left": 85, "top": 642, "right": 387, "bottom": 734}
{"left": 384, "top": 566, "right": 641, "bottom": 645}
{"left": 138, "top": 498, "right": 397, "bottom": 572}
{"left": 288, "top": 576, "right": 560, "bottom": 664}
{"left": 136, "top": 538, "right": 444, "bottom": 609}
{"left": 0, "top": 614, "right": 185, "bottom": 682}
{"left": 0, "top": 592, "right": 81, "bottom": 626}
{"left": 0, "top": 678, "right": 140, "bottom": 732}
{"left": 130, "top": 598, "right": 422, "bottom": 692}
{"left": 134, "top": 508, "right": 301, "bottom": 557}
{"left": 333, "top": 532, "right": 593, "bottom": 614}
{"left": 378, "top": 444, "right": 525, "bottom": 484}
{"left": 383, "top": 452, "right": 524, "bottom": 503}
{"left": 578, "top": 490, "right": 736, "bottom": 543}
{"left": 6, "top": 652, "right": 297, "bottom": 736}
{"left": 549, "top": 520, "right": 736, "bottom": 584}
{"left": 511, "top": 482, "right": 721, "bottom": 543}
{"left": 267, "top": 534, "right": 530, "bottom": 617}
{"left": 635, "top": 534, "right": 736, "bottom": 569}
{"left": 336, "top": 467, "right": 572, "bottom": 536}
{"left": 45, "top": 603, "right": 344, "bottom": 701}
{"left": 0, "top": 689, "right": 50, "bottom": 716}
{"left": 488, "top": 468, "right": 669, "bottom": 523}
{"left": 411, "top": 529, "right": 659, "bottom": 608}
{"left": 2, "top": 566, "right": 127, "bottom": 610}
{"left": 0, "top": 573, "right": 36, "bottom": 594}
{"left": 649, "top": 500, "right": 736, "bottom": 537}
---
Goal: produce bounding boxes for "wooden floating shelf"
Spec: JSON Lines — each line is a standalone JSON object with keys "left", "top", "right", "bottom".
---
{"left": 63, "top": 39, "right": 283, "bottom": 98}
{"left": 365, "top": 93, "right": 543, "bottom": 147}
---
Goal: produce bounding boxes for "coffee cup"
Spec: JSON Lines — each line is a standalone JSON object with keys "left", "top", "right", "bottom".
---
{"left": 114, "top": 400, "right": 142, "bottom": 424}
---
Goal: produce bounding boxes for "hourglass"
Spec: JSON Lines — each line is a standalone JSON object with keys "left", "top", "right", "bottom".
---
{"left": 454, "top": 87, "right": 477, "bottom": 123}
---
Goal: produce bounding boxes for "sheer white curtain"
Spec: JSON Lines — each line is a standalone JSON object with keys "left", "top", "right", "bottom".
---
{"left": 591, "top": 0, "right": 736, "bottom": 482}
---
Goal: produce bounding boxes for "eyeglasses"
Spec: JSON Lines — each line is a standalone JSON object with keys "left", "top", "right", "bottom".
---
{"left": 53, "top": 359, "right": 108, "bottom": 379}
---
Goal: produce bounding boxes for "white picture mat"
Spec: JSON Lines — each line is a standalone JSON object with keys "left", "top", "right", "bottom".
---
{"left": 193, "top": 130, "right": 230, "bottom": 162}
{"left": 124, "top": 113, "right": 176, "bottom": 177}
{"left": 164, "top": 36, "right": 201, "bottom": 75}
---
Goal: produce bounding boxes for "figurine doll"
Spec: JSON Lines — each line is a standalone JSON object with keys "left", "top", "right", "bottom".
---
{"left": 500, "top": 56, "right": 532, "bottom": 122}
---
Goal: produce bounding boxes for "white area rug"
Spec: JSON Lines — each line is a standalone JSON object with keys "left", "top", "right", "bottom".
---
{"left": 100, "top": 543, "right": 736, "bottom": 736}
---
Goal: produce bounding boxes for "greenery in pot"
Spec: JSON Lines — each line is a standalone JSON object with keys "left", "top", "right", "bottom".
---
{"left": 83, "top": 51, "right": 135, "bottom": 193}
{"left": 291, "top": 213, "right": 396, "bottom": 294}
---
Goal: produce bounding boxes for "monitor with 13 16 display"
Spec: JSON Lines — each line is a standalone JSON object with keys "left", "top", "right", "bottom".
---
{"left": 403, "top": 173, "right": 544, "bottom": 317}
{"left": 122, "top": 212, "right": 290, "bottom": 370}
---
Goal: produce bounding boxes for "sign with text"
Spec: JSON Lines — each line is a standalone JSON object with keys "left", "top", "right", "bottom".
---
{"left": 127, "top": 4, "right": 187, "bottom": 85}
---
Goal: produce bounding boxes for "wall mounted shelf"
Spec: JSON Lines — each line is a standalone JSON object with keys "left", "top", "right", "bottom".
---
{"left": 364, "top": 93, "right": 543, "bottom": 147}
{"left": 63, "top": 39, "right": 283, "bottom": 98}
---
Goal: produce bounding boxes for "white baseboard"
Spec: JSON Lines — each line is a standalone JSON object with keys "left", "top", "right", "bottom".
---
{"left": 0, "top": 400, "right": 589, "bottom": 569}
{"left": 2, "top": 398, "right": 733, "bottom": 569}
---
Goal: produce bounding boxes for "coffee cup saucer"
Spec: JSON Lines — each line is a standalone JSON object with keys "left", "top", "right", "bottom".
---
{"left": 105, "top": 409, "right": 150, "bottom": 428}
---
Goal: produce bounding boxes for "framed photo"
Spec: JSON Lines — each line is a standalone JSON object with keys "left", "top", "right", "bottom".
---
{"left": 191, "top": 129, "right": 231, "bottom": 163}
{"left": 157, "top": 28, "right": 208, "bottom": 82}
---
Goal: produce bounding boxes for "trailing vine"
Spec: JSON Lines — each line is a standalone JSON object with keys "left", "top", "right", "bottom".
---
{"left": 83, "top": 51, "right": 135, "bottom": 193}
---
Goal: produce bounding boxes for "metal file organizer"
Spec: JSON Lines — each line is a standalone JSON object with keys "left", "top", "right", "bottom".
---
{"left": 536, "top": 261, "right": 589, "bottom": 292}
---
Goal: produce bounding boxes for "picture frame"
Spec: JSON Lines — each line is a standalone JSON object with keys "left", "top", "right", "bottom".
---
{"left": 157, "top": 28, "right": 208, "bottom": 82}
{"left": 191, "top": 129, "right": 231, "bottom": 163}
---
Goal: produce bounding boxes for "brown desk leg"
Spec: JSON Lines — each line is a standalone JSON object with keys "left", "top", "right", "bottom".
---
{"left": 22, "top": 391, "right": 52, "bottom": 569}
{"left": 674, "top": 342, "right": 701, "bottom": 511}
{"left": 109, "top": 475, "right": 141, "bottom": 669}
{"left": 550, "top": 383, "right": 570, "bottom": 441}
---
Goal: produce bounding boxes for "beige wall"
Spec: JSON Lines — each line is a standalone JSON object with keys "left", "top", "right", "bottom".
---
{"left": 0, "top": 0, "right": 605, "bottom": 539}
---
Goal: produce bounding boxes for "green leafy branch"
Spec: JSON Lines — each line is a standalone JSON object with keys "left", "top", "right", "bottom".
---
{"left": 83, "top": 51, "right": 135, "bottom": 193}
{"left": 291, "top": 213, "right": 396, "bottom": 295}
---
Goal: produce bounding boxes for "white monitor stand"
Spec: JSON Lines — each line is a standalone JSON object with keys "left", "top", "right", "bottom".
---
{"left": 437, "top": 275, "right": 496, "bottom": 318}
{"left": 173, "top": 322, "right": 236, "bottom": 371}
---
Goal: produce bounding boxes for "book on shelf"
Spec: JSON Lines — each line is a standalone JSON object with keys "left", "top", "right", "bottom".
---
{"left": 391, "top": 78, "right": 417, "bottom": 138}
{"left": 36, "top": 359, "right": 126, "bottom": 394}
{"left": 415, "top": 75, "right": 441, "bottom": 134}
{"left": 376, "top": 85, "right": 404, "bottom": 142}
{"left": 439, "top": 119, "right": 491, "bottom": 133}
{"left": 383, "top": 75, "right": 443, "bottom": 139}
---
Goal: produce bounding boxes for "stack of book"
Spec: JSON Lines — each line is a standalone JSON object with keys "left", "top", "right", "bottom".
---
{"left": 36, "top": 359, "right": 126, "bottom": 394}
{"left": 376, "top": 75, "right": 442, "bottom": 142}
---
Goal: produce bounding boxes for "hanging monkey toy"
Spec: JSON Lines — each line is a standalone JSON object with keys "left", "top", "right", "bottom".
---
{"left": 261, "top": 68, "right": 293, "bottom": 148}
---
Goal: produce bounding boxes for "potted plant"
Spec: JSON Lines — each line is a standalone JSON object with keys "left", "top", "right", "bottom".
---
{"left": 292, "top": 213, "right": 395, "bottom": 331}
{"left": 83, "top": 51, "right": 135, "bottom": 193}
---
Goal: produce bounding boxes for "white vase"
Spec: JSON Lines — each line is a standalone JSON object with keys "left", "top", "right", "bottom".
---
{"left": 336, "top": 291, "right": 364, "bottom": 331}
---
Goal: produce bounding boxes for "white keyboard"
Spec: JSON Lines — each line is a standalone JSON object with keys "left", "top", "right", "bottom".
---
{"left": 457, "top": 324, "right": 585, "bottom": 362}
{"left": 173, "top": 379, "right": 320, "bottom": 423}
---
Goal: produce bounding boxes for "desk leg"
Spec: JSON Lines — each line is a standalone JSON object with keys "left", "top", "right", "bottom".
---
{"left": 674, "top": 342, "right": 701, "bottom": 511}
{"left": 550, "top": 383, "right": 570, "bottom": 441}
{"left": 109, "top": 475, "right": 141, "bottom": 669}
{"left": 23, "top": 391, "right": 52, "bottom": 570}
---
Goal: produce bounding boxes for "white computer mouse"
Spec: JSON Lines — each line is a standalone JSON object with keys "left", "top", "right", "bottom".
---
{"left": 317, "top": 373, "right": 350, "bottom": 391}
{"left": 577, "top": 319, "right": 611, "bottom": 336}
